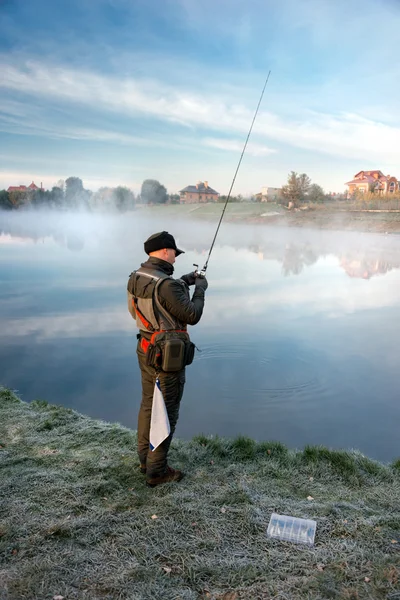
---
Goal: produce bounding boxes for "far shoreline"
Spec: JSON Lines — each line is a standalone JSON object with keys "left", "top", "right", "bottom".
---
{"left": 138, "top": 201, "right": 400, "bottom": 235}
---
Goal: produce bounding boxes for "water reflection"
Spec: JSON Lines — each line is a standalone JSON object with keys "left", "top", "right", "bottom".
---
{"left": 191, "top": 240, "right": 400, "bottom": 280}
{"left": 1, "top": 212, "right": 400, "bottom": 463}
{"left": 251, "top": 241, "right": 400, "bottom": 279}
{"left": 0, "top": 218, "right": 85, "bottom": 252}
{"left": 2, "top": 210, "right": 400, "bottom": 280}
{"left": 339, "top": 254, "right": 398, "bottom": 279}
{"left": 281, "top": 244, "right": 319, "bottom": 277}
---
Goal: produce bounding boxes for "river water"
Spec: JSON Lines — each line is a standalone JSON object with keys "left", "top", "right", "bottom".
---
{"left": 1, "top": 210, "right": 399, "bottom": 462}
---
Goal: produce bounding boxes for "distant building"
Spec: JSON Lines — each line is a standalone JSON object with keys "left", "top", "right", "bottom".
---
{"left": 6, "top": 181, "right": 44, "bottom": 207}
{"left": 7, "top": 181, "right": 43, "bottom": 193}
{"left": 345, "top": 170, "right": 399, "bottom": 195}
{"left": 340, "top": 255, "right": 397, "bottom": 279}
{"left": 261, "top": 186, "right": 281, "bottom": 202}
{"left": 179, "top": 181, "right": 219, "bottom": 203}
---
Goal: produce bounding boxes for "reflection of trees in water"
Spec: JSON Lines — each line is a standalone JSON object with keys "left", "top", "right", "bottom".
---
{"left": 248, "top": 241, "right": 400, "bottom": 279}
{"left": 0, "top": 210, "right": 92, "bottom": 252}
{"left": 282, "top": 244, "right": 318, "bottom": 276}
{"left": 66, "top": 235, "right": 85, "bottom": 252}
{"left": 2, "top": 219, "right": 400, "bottom": 275}
{"left": 249, "top": 243, "right": 319, "bottom": 276}
{"left": 0, "top": 228, "right": 85, "bottom": 252}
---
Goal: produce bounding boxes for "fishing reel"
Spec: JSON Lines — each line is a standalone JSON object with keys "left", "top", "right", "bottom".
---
{"left": 193, "top": 264, "right": 207, "bottom": 278}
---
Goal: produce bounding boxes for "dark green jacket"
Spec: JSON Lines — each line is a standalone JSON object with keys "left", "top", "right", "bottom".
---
{"left": 129, "top": 257, "right": 205, "bottom": 334}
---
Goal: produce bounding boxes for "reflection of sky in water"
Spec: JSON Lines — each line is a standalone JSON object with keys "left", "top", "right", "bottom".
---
{"left": 1, "top": 212, "right": 400, "bottom": 462}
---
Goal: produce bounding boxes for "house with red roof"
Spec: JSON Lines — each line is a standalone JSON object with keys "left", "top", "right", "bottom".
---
{"left": 6, "top": 181, "right": 44, "bottom": 206}
{"left": 7, "top": 181, "right": 42, "bottom": 193}
{"left": 345, "top": 171, "right": 399, "bottom": 196}
{"left": 179, "top": 181, "right": 219, "bottom": 204}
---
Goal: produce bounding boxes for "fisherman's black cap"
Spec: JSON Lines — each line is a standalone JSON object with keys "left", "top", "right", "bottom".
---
{"left": 144, "top": 231, "right": 185, "bottom": 256}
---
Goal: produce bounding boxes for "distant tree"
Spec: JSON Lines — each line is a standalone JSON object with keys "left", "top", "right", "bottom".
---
{"left": 217, "top": 194, "right": 241, "bottom": 203}
{"left": 30, "top": 186, "right": 65, "bottom": 208}
{"left": 90, "top": 187, "right": 112, "bottom": 210}
{"left": 114, "top": 186, "right": 135, "bottom": 212}
{"left": 168, "top": 193, "right": 180, "bottom": 204}
{"left": 0, "top": 190, "right": 13, "bottom": 210}
{"left": 65, "top": 176, "right": 84, "bottom": 196}
{"left": 31, "top": 189, "right": 51, "bottom": 207}
{"left": 90, "top": 186, "right": 135, "bottom": 211}
{"left": 281, "top": 171, "right": 311, "bottom": 207}
{"left": 65, "top": 177, "right": 91, "bottom": 209}
{"left": 308, "top": 183, "right": 325, "bottom": 203}
{"left": 65, "top": 176, "right": 83, "bottom": 207}
{"left": 8, "top": 189, "right": 30, "bottom": 208}
{"left": 140, "top": 179, "right": 167, "bottom": 204}
{"left": 51, "top": 186, "right": 64, "bottom": 207}
{"left": 298, "top": 173, "right": 311, "bottom": 196}
{"left": 56, "top": 179, "right": 65, "bottom": 192}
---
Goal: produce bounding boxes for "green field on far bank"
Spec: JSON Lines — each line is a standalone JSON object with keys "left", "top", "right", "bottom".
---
{"left": 138, "top": 201, "right": 400, "bottom": 234}
{"left": 1, "top": 388, "right": 399, "bottom": 600}
{"left": 138, "top": 200, "right": 284, "bottom": 220}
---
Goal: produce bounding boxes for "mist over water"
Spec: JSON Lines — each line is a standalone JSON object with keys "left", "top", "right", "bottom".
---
{"left": 1, "top": 209, "right": 400, "bottom": 462}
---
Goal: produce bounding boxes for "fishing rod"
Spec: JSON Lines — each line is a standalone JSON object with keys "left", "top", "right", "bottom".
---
{"left": 194, "top": 70, "right": 271, "bottom": 277}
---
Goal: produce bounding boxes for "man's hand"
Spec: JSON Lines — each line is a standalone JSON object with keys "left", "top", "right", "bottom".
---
{"left": 181, "top": 272, "right": 197, "bottom": 286}
{"left": 195, "top": 275, "right": 208, "bottom": 291}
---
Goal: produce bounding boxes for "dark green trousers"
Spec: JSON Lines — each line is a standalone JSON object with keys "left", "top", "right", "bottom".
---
{"left": 136, "top": 341, "right": 186, "bottom": 477}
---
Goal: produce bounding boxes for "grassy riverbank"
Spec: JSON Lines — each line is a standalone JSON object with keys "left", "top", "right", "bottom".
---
{"left": 1, "top": 388, "right": 399, "bottom": 600}
{"left": 138, "top": 202, "right": 400, "bottom": 234}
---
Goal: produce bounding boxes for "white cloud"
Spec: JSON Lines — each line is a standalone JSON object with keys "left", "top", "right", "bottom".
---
{"left": 0, "top": 103, "right": 168, "bottom": 147}
{"left": 2, "top": 261, "right": 400, "bottom": 341}
{"left": 0, "top": 307, "right": 130, "bottom": 340}
{"left": 1, "top": 58, "right": 400, "bottom": 166}
{"left": 204, "top": 264, "right": 400, "bottom": 326}
{"left": 203, "top": 137, "right": 276, "bottom": 157}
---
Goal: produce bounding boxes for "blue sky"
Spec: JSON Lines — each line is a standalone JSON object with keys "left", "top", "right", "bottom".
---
{"left": 1, "top": 0, "right": 400, "bottom": 195}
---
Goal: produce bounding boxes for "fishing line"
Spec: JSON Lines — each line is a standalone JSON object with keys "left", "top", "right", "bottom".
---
{"left": 195, "top": 70, "right": 271, "bottom": 276}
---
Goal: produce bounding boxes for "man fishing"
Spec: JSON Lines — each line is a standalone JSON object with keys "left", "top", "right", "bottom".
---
{"left": 127, "top": 231, "right": 208, "bottom": 487}
{"left": 126, "top": 75, "right": 269, "bottom": 487}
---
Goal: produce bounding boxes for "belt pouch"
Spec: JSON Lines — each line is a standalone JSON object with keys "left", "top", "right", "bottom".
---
{"left": 146, "top": 344, "right": 161, "bottom": 368}
{"left": 161, "top": 339, "right": 186, "bottom": 372}
{"left": 184, "top": 341, "right": 196, "bottom": 366}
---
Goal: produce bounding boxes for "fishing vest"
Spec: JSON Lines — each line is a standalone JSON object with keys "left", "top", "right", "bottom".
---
{"left": 127, "top": 266, "right": 187, "bottom": 333}
{"left": 127, "top": 266, "right": 196, "bottom": 371}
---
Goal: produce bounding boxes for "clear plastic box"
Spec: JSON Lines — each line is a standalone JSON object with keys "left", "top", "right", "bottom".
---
{"left": 267, "top": 512, "right": 316, "bottom": 546}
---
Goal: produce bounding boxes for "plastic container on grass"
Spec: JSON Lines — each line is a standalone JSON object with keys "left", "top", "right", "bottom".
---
{"left": 267, "top": 512, "right": 316, "bottom": 546}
